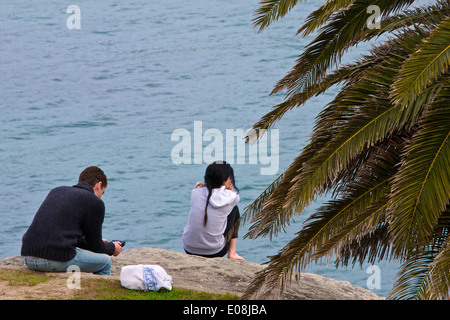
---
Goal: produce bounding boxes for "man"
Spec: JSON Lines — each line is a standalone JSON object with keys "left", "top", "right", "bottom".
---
{"left": 21, "top": 166, "right": 122, "bottom": 275}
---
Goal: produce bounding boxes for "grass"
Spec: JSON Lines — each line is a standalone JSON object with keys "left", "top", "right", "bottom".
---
{"left": 72, "top": 277, "right": 239, "bottom": 300}
{"left": 0, "top": 268, "right": 53, "bottom": 286}
{"left": 0, "top": 268, "right": 239, "bottom": 300}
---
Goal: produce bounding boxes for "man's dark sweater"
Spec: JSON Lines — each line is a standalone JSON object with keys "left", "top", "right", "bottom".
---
{"left": 21, "top": 182, "right": 115, "bottom": 261}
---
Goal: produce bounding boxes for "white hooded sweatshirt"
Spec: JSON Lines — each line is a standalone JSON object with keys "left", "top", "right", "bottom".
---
{"left": 182, "top": 186, "right": 240, "bottom": 255}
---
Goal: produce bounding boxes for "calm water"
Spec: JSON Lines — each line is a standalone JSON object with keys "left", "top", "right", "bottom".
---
{"left": 0, "top": 0, "right": 398, "bottom": 297}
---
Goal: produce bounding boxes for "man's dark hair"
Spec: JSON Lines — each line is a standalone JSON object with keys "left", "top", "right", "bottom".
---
{"left": 78, "top": 166, "right": 108, "bottom": 188}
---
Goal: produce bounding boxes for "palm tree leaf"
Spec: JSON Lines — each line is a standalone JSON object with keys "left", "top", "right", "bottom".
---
{"left": 253, "top": 0, "right": 302, "bottom": 32}
{"left": 390, "top": 206, "right": 449, "bottom": 300}
{"left": 428, "top": 236, "right": 450, "bottom": 299}
{"left": 243, "top": 140, "right": 325, "bottom": 239}
{"left": 335, "top": 222, "right": 392, "bottom": 268}
{"left": 242, "top": 197, "right": 390, "bottom": 299}
{"left": 246, "top": 46, "right": 390, "bottom": 141}
{"left": 283, "top": 30, "right": 443, "bottom": 221}
{"left": 245, "top": 0, "right": 450, "bottom": 300}
{"left": 285, "top": 82, "right": 407, "bottom": 215}
{"left": 271, "top": 0, "right": 416, "bottom": 96}
{"left": 391, "top": 17, "right": 450, "bottom": 107}
{"left": 240, "top": 172, "right": 283, "bottom": 225}
{"left": 297, "top": 0, "right": 354, "bottom": 36}
{"left": 245, "top": 32, "right": 433, "bottom": 239}
{"left": 389, "top": 250, "right": 436, "bottom": 299}
{"left": 246, "top": 62, "right": 360, "bottom": 142}
{"left": 311, "top": 199, "right": 390, "bottom": 260}
{"left": 389, "top": 82, "right": 450, "bottom": 256}
{"left": 242, "top": 132, "right": 407, "bottom": 298}
{"left": 248, "top": 2, "right": 450, "bottom": 140}
{"left": 380, "top": 0, "right": 450, "bottom": 32}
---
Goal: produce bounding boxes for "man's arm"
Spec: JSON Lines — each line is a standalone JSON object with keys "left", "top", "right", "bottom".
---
{"left": 82, "top": 200, "right": 116, "bottom": 255}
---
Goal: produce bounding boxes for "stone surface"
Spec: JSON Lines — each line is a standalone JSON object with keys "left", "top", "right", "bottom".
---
{"left": 0, "top": 247, "right": 384, "bottom": 300}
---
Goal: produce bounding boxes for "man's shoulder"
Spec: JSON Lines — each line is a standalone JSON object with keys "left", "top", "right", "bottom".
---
{"left": 49, "top": 184, "right": 102, "bottom": 205}
{"left": 48, "top": 185, "right": 72, "bottom": 195}
{"left": 49, "top": 184, "right": 90, "bottom": 195}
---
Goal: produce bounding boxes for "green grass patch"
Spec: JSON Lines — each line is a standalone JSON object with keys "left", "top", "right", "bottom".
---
{"left": 72, "top": 277, "right": 239, "bottom": 300}
{"left": 0, "top": 268, "right": 53, "bottom": 286}
{"left": 0, "top": 268, "right": 239, "bottom": 300}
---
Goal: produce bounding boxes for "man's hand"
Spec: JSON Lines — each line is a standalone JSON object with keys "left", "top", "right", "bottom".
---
{"left": 112, "top": 241, "right": 123, "bottom": 256}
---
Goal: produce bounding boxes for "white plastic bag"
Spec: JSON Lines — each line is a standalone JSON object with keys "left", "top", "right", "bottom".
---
{"left": 120, "top": 264, "right": 173, "bottom": 291}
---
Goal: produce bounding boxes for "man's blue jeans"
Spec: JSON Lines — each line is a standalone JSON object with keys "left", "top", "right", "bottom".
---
{"left": 23, "top": 248, "right": 112, "bottom": 275}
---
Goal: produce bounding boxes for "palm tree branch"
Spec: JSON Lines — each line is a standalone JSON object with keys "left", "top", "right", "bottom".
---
{"left": 297, "top": 0, "right": 355, "bottom": 36}
{"left": 429, "top": 235, "right": 450, "bottom": 299}
{"left": 412, "top": 131, "right": 450, "bottom": 217}
{"left": 240, "top": 172, "right": 284, "bottom": 225}
{"left": 249, "top": 2, "right": 450, "bottom": 140}
{"left": 253, "top": 0, "right": 302, "bottom": 32}
{"left": 272, "top": 0, "right": 416, "bottom": 96}
{"left": 390, "top": 83, "right": 450, "bottom": 255}
{"left": 391, "top": 17, "right": 450, "bottom": 106}
{"left": 311, "top": 201, "right": 389, "bottom": 259}
{"left": 389, "top": 249, "right": 436, "bottom": 299}
{"left": 242, "top": 198, "right": 389, "bottom": 299}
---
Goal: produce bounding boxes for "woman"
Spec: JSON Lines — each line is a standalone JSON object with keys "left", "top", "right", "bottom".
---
{"left": 182, "top": 161, "right": 245, "bottom": 260}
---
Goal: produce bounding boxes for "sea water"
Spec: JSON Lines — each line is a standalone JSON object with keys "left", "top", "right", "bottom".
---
{"left": 0, "top": 0, "right": 399, "bottom": 297}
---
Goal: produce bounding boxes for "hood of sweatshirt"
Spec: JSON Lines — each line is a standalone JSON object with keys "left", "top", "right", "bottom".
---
{"left": 209, "top": 186, "right": 239, "bottom": 208}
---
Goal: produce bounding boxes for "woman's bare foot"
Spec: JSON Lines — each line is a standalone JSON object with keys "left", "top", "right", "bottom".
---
{"left": 227, "top": 238, "right": 245, "bottom": 260}
{"left": 228, "top": 252, "right": 245, "bottom": 261}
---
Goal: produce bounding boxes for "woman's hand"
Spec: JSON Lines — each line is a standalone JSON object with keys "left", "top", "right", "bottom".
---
{"left": 223, "top": 177, "right": 234, "bottom": 191}
{"left": 225, "top": 183, "right": 234, "bottom": 191}
{"left": 195, "top": 182, "right": 204, "bottom": 188}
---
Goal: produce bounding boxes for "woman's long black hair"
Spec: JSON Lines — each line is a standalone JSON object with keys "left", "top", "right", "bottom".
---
{"left": 203, "top": 161, "right": 238, "bottom": 226}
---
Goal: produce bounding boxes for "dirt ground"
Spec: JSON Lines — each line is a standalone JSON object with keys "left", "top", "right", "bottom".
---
{"left": 0, "top": 248, "right": 384, "bottom": 300}
{"left": 0, "top": 265, "right": 117, "bottom": 300}
{"left": 0, "top": 273, "right": 76, "bottom": 300}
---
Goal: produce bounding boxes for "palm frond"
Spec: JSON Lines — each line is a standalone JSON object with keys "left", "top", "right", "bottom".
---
{"left": 253, "top": 0, "right": 302, "bottom": 32}
{"left": 428, "top": 236, "right": 450, "bottom": 299}
{"left": 389, "top": 249, "right": 436, "bottom": 299}
{"left": 297, "top": 0, "right": 354, "bottom": 36}
{"left": 390, "top": 207, "right": 449, "bottom": 300}
{"left": 243, "top": 139, "right": 325, "bottom": 239}
{"left": 335, "top": 222, "right": 392, "bottom": 268}
{"left": 242, "top": 131, "right": 406, "bottom": 298}
{"left": 240, "top": 172, "right": 283, "bottom": 225}
{"left": 271, "top": 0, "right": 416, "bottom": 96}
{"left": 389, "top": 82, "right": 450, "bottom": 257}
{"left": 246, "top": 47, "right": 388, "bottom": 141}
{"left": 245, "top": 0, "right": 450, "bottom": 300}
{"left": 242, "top": 197, "right": 390, "bottom": 299}
{"left": 380, "top": 0, "right": 450, "bottom": 32}
{"left": 283, "top": 29, "right": 443, "bottom": 221}
{"left": 249, "top": 2, "right": 450, "bottom": 140}
{"left": 391, "top": 17, "right": 450, "bottom": 107}
{"left": 245, "top": 31, "right": 431, "bottom": 240}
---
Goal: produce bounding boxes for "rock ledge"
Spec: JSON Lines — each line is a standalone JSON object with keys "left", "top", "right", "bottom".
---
{"left": 0, "top": 247, "right": 384, "bottom": 300}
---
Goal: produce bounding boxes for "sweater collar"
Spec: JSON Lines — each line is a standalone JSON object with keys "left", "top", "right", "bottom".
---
{"left": 73, "top": 182, "right": 94, "bottom": 193}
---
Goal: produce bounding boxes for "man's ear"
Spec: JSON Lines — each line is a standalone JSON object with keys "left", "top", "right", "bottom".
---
{"left": 94, "top": 181, "right": 102, "bottom": 191}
